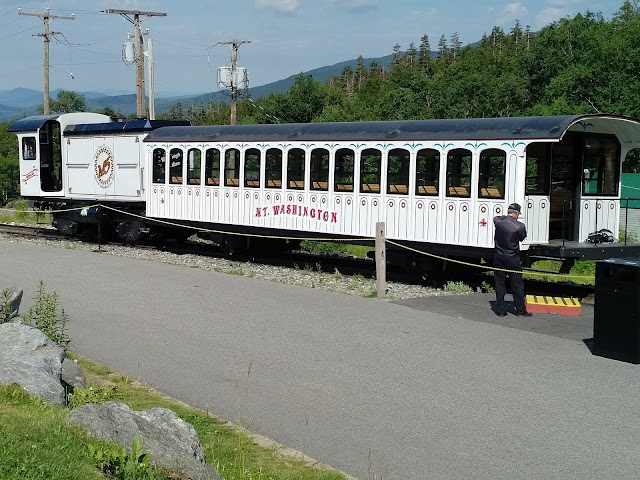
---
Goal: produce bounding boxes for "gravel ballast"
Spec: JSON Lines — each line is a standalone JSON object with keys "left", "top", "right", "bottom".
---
{"left": 0, "top": 232, "right": 461, "bottom": 300}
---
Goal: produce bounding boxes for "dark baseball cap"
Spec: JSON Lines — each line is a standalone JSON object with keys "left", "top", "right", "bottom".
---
{"left": 508, "top": 203, "right": 521, "bottom": 213}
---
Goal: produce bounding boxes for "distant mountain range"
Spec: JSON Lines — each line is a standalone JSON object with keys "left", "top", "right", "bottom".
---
{"left": 0, "top": 54, "right": 394, "bottom": 122}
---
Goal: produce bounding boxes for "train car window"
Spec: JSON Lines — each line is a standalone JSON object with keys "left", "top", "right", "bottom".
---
{"left": 22, "top": 137, "right": 37, "bottom": 160}
{"left": 416, "top": 148, "right": 439, "bottom": 196}
{"left": 187, "top": 149, "right": 202, "bottom": 185}
{"left": 205, "top": 148, "right": 220, "bottom": 186}
{"left": 152, "top": 148, "right": 166, "bottom": 184}
{"left": 446, "top": 148, "right": 472, "bottom": 198}
{"left": 224, "top": 148, "right": 240, "bottom": 187}
{"left": 361, "top": 148, "right": 381, "bottom": 193}
{"left": 478, "top": 148, "right": 506, "bottom": 199}
{"left": 169, "top": 148, "right": 184, "bottom": 184}
{"left": 310, "top": 148, "right": 329, "bottom": 191}
{"left": 287, "top": 148, "right": 305, "bottom": 190}
{"left": 582, "top": 134, "right": 620, "bottom": 196}
{"left": 387, "top": 148, "right": 410, "bottom": 195}
{"left": 335, "top": 148, "right": 354, "bottom": 192}
{"left": 525, "top": 143, "right": 551, "bottom": 195}
{"left": 265, "top": 148, "right": 283, "bottom": 188}
{"left": 244, "top": 148, "right": 261, "bottom": 188}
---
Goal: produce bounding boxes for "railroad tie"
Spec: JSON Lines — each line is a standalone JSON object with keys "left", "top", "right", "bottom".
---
{"left": 526, "top": 295, "right": 582, "bottom": 316}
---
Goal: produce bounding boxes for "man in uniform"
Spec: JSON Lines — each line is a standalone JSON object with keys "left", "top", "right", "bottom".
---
{"left": 493, "top": 203, "right": 532, "bottom": 317}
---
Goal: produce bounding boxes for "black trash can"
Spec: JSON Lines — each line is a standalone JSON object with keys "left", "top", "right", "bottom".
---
{"left": 594, "top": 258, "right": 640, "bottom": 364}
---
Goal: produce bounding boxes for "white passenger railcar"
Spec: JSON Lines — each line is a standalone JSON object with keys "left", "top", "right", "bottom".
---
{"left": 9, "top": 113, "right": 640, "bottom": 270}
{"left": 143, "top": 115, "right": 640, "bottom": 269}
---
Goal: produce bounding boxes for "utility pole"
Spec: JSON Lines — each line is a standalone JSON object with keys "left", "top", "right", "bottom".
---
{"left": 103, "top": 9, "right": 166, "bottom": 118}
{"left": 19, "top": 8, "right": 75, "bottom": 115}
{"left": 217, "top": 39, "right": 251, "bottom": 125}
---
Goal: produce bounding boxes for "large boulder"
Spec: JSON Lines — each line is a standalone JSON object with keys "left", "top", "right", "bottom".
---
{"left": 67, "top": 402, "right": 221, "bottom": 480}
{"left": 0, "top": 322, "right": 65, "bottom": 406}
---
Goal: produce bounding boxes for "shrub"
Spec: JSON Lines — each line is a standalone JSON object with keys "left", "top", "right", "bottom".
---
{"left": 67, "top": 385, "right": 120, "bottom": 409}
{"left": 620, "top": 228, "right": 639, "bottom": 244}
{"left": 1, "top": 289, "right": 12, "bottom": 324}
{"left": 21, "top": 280, "right": 70, "bottom": 352}
{"left": 444, "top": 281, "right": 473, "bottom": 293}
{"left": 12, "top": 198, "right": 31, "bottom": 222}
{"left": 89, "top": 436, "right": 159, "bottom": 480}
{"left": 479, "top": 281, "right": 495, "bottom": 293}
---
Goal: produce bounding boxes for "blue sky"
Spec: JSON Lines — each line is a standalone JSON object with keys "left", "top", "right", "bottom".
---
{"left": 0, "top": 0, "right": 627, "bottom": 97}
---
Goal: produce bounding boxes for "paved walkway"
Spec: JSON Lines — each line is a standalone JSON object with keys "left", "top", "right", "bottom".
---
{"left": 2, "top": 240, "right": 639, "bottom": 480}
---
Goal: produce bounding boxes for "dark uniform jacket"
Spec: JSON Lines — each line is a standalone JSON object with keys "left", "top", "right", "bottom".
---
{"left": 493, "top": 215, "right": 527, "bottom": 258}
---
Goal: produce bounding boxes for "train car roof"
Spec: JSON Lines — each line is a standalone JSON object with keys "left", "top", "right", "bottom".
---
{"left": 64, "top": 119, "right": 190, "bottom": 136}
{"left": 8, "top": 114, "right": 60, "bottom": 132}
{"left": 143, "top": 114, "right": 640, "bottom": 144}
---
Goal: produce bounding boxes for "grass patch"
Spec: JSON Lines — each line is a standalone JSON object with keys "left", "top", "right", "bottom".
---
{"left": 0, "top": 199, "right": 51, "bottom": 225}
{"left": 526, "top": 260, "right": 596, "bottom": 285}
{"left": 0, "top": 384, "right": 108, "bottom": 480}
{"left": 1, "top": 356, "right": 348, "bottom": 479}
{"left": 300, "top": 240, "right": 372, "bottom": 259}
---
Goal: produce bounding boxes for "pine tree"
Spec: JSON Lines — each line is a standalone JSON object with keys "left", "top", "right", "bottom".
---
{"left": 437, "top": 34, "right": 447, "bottom": 59}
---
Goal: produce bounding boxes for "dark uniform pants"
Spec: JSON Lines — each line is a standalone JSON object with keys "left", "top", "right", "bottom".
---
{"left": 493, "top": 254, "right": 526, "bottom": 314}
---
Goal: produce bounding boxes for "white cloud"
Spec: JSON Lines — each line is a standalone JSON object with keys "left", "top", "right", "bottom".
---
{"left": 536, "top": 6, "right": 571, "bottom": 26}
{"left": 546, "top": 0, "right": 582, "bottom": 7}
{"left": 502, "top": 2, "right": 527, "bottom": 19}
{"left": 254, "top": 0, "right": 299, "bottom": 13}
{"left": 324, "top": 0, "right": 379, "bottom": 13}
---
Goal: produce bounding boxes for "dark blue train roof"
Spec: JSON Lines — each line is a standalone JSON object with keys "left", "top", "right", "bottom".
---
{"left": 143, "top": 115, "right": 638, "bottom": 144}
{"left": 8, "top": 114, "right": 59, "bottom": 132}
{"left": 8, "top": 114, "right": 189, "bottom": 134}
{"left": 64, "top": 119, "right": 190, "bottom": 136}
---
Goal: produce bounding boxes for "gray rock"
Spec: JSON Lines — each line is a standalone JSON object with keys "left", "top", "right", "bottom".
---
{"left": 61, "top": 357, "right": 86, "bottom": 397}
{"left": 67, "top": 402, "right": 221, "bottom": 480}
{"left": 0, "top": 322, "right": 65, "bottom": 406}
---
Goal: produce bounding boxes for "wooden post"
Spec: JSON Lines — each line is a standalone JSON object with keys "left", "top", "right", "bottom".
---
{"left": 375, "top": 222, "right": 386, "bottom": 298}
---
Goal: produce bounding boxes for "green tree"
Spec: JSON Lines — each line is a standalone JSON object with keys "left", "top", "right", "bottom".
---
{"left": 260, "top": 74, "right": 328, "bottom": 124}
{"left": 49, "top": 90, "right": 87, "bottom": 114}
{"left": 0, "top": 122, "right": 19, "bottom": 204}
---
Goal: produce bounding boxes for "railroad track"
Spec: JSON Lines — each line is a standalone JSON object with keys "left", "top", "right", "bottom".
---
{"left": 0, "top": 223, "right": 61, "bottom": 238}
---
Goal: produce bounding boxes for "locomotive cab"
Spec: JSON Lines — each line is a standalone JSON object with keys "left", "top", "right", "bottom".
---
{"left": 9, "top": 112, "right": 112, "bottom": 200}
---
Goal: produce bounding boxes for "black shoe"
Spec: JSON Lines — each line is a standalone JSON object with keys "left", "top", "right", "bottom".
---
{"left": 517, "top": 311, "right": 533, "bottom": 317}
{"left": 496, "top": 310, "right": 507, "bottom": 317}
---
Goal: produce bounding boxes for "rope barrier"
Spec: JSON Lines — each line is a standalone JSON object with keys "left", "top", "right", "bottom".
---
{"left": 99, "top": 204, "right": 594, "bottom": 280}
{"left": 386, "top": 239, "right": 594, "bottom": 281}
{"left": 7, "top": 202, "right": 595, "bottom": 281}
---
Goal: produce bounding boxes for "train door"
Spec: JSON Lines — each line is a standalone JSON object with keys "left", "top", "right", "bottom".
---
{"left": 524, "top": 143, "right": 551, "bottom": 243}
{"left": 39, "top": 119, "right": 63, "bottom": 195}
{"left": 549, "top": 133, "right": 581, "bottom": 241}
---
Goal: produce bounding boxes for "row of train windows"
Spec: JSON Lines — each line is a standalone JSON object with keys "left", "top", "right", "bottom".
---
{"left": 152, "top": 146, "right": 514, "bottom": 198}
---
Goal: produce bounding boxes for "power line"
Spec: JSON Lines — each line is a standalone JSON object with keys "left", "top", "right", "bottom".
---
{"left": 0, "top": 24, "right": 40, "bottom": 41}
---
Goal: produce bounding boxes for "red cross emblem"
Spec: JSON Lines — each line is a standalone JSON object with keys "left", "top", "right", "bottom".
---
{"left": 479, "top": 218, "right": 487, "bottom": 226}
